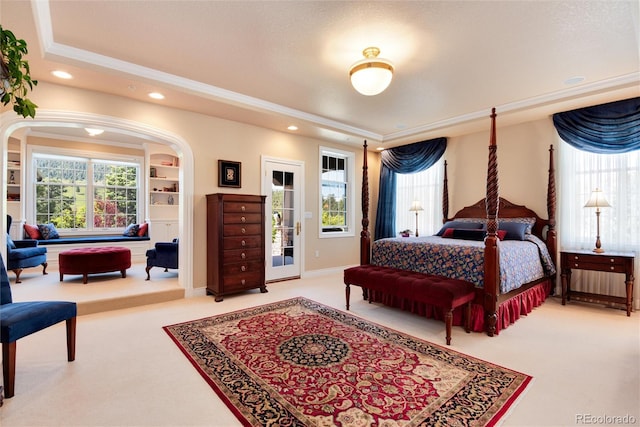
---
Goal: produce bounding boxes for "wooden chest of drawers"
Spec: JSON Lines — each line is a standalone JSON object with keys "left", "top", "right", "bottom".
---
{"left": 206, "top": 193, "right": 267, "bottom": 301}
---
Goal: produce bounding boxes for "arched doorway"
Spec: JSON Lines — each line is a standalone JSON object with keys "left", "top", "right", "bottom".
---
{"left": 1, "top": 110, "right": 194, "bottom": 295}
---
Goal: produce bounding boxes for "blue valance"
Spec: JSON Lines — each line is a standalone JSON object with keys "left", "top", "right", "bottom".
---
{"left": 552, "top": 97, "right": 640, "bottom": 154}
{"left": 374, "top": 138, "right": 447, "bottom": 240}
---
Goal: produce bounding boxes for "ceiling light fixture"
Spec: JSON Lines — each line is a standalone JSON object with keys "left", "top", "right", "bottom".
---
{"left": 349, "top": 47, "right": 394, "bottom": 96}
{"left": 52, "top": 70, "right": 73, "bottom": 79}
{"left": 148, "top": 92, "right": 165, "bottom": 100}
{"left": 287, "top": 125, "right": 298, "bottom": 131}
{"left": 85, "top": 128, "right": 104, "bottom": 136}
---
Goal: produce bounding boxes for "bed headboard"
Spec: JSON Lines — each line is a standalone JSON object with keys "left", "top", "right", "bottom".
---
{"left": 450, "top": 197, "right": 550, "bottom": 241}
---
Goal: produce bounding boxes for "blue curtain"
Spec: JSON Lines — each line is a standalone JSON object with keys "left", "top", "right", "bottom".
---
{"left": 552, "top": 97, "right": 640, "bottom": 154}
{"left": 374, "top": 137, "right": 447, "bottom": 240}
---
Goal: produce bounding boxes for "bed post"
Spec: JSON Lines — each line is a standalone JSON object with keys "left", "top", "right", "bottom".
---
{"left": 442, "top": 160, "right": 449, "bottom": 222}
{"left": 360, "top": 140, "right": 371, "bottom": 266}
{"left": 547, "top": 145, "right": 557, "bottom": 268}
{"left": 484, "top": 108, "right": 500, "bottom": 337}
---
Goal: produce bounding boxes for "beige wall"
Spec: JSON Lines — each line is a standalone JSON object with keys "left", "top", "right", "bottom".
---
{"left": 445, "top": 118, "right": 557, "bottom": 218}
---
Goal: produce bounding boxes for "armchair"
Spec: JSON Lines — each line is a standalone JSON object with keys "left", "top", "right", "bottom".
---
{"left": 145, "top": 238, "right": 179, "bottom": 280}
{"left": 6, "top": 215, "right": 48, "bottom": 283}
{"left": 1, "top": 258, "right": 77, "bottom": 398}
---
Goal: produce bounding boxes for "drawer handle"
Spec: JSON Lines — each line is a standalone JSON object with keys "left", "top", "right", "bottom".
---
{"left": 241, "top": 240, "right": 246, "bottom": 246}
{"left": 241, "top": 227, "right": 246, "bottom": 234}
{"left": 241, "top": 216, "right": 246, "bottom": 223}
{"left": 611, "top": 266, "right": 615, "bottom": 270}
{"left": 241, "top": 205, "right": 246, "bottom": 212}
{"left": 241, "top": 279, "right": 246, "bottom": 285}
{"left": 573, "top": 256, "right": 579, "bottom": 260}
{"left": 574, "top": 263, "right": 579, "bottom": 267}
{"left": 610, "top": 259, "right": 615, "bottom": 263}
{"left": 241, "top": 265, "right": 246, "bottom": 272}
{"left": 241, "top": 252, "right": 246, "bottom": 259}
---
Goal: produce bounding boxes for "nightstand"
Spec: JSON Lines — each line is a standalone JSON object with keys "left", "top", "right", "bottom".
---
{"left": 561, "top": 250, "right": 635, "bottom": 316}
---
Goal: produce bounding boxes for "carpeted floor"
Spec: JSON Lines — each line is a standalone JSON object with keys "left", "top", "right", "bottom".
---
{"left": 164, "top": 297, "right": 532, "bottom": 426}
{"left": 0, "top": 270, "right": 638, "bottom": 426}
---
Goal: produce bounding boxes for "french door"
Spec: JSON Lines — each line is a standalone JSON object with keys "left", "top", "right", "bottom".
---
{"left": 261, "top": 157, "right": 304, "bottom": 282}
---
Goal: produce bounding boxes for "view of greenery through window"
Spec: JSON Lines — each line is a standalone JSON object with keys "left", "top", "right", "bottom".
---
{"left": 321, "top": 154, "right": 347, "bottom": 231}
{"left": 35, "top": 155, "right": 139, "bottom": 230}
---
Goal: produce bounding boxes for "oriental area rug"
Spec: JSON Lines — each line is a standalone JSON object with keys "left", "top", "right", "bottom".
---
{"left": 163, "top": 297, "right": 532, "bottom": 427}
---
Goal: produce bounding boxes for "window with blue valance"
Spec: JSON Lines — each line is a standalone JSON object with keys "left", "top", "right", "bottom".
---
{"left": 552, "top": 97, "right": 640, "bottom": 154}
{"left": 374, "top": 137, "right": 447, "bottom": 240}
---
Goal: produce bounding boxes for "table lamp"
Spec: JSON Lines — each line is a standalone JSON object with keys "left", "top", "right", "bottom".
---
{"left": 409, "top": 200, "right": 424, "bottom": 237}
{"left": 584, "top": 188, "right": 611, "bottom": 253}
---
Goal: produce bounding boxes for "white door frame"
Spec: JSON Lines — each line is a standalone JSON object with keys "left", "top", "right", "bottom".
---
{"left": 261, "top": 156, "right": 305, "bottom": 282}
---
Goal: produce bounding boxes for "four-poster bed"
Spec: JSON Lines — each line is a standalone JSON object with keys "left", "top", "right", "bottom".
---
{"left": 355, "top": 108, "right": 557, "bottom": 336}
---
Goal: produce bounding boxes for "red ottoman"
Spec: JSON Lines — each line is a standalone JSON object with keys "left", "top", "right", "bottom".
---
{"left": 59, "top": 247, "right": 131, "bottom": 284}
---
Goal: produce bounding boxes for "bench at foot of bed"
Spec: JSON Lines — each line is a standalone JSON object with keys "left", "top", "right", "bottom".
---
{"left": 344, "top": 264, "right": 476, "bottom": 345}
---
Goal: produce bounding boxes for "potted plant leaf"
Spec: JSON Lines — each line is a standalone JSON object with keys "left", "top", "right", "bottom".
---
{"left": 1, "top": 25, "right": 38, "bottom": 118}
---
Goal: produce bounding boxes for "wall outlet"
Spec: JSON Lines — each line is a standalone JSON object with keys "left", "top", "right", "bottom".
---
{"left": 315, "top": 250, "right": 320, "bottom": 258}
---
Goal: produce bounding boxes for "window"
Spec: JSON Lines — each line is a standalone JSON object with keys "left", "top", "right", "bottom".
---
{"left": 394, "top": 158, "right": 444, "bottom": 236}
{"left": 319, "top": 147, "right": 355, "bottom": 237}
{"left": 559, "top": 142, "right": 639, "bottom": 250}
{"left": 30, "top": 148, "right": 141, "bottom": 232}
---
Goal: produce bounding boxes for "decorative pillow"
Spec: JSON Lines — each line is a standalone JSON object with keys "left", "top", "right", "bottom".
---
{"left": 6, "top": 233, "right": 16, "bottom": 249}
{"left": 498, "top": 217, "right": 536, "bottom": 234}
{"left": 137, "top": 222, "right": 149, "bottom": 237}
{"left": 123, "top": 223, "right": 140, "bottom": 237}
{"left": 436, "top": 220, "right": 484, "bottom": 236}
{"left": 498, "top": 222, "right": 528, "bottom": 240}
{"left": 24, "top": 223, "right": 42, "bottom": 239}
{"left": 442, "top": 228, "right": 486, "bottom": 241}
{"left": 497, "top": 230, "right": 508, "bottom": 240}
{"left": 38, "top": 223, "right": 60, "bottom": 240}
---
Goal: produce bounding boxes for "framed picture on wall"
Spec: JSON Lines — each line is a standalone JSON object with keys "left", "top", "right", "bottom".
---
{"left": 218, "top": 160, "right": 241, "bottom": 188}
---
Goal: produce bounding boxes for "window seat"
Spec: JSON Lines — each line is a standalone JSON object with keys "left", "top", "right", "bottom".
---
{"left": 33, "top": 236, "right": 150, "bottom": 245}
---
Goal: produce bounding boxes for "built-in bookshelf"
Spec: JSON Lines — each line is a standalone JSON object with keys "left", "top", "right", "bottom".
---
{"left": 149, "top": 153, "right": 179, "bottom": 207}
{"left": 6, "top": 149, "right": 21, "bottom": 203}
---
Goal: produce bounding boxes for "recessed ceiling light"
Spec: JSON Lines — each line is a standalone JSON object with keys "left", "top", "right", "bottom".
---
{"left": 52, "top": 70, "right": 73, "bottom": 79}
{"left": 287, "top": 125, "right": 298, "bottom": 131}
{"left": 85, "top": 128, "right": 104, "bottom": 136}
{"left": 564, "top": 76, "right": 585, "bottom": 85}
{"left": 148, "top": 92, "right": 165, "bottom": 100}
{"left": 376, "top": 147, "right": 385, "bottom": 151}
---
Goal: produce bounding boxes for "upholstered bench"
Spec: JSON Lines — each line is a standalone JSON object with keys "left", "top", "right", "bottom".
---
{"left": 59, "top": 246, "right": 131, "bottom": 284}
{"left": 344, "top": 264, "right": 476, "bottom": 345}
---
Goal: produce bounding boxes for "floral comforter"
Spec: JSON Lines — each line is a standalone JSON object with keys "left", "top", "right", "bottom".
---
{"left": 371, "top": 234, "right": 556, "bottom": 293}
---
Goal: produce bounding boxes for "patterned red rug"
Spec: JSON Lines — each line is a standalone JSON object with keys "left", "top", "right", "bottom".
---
{"left": 163, "top": 297, "right": 532, "bottom": 426}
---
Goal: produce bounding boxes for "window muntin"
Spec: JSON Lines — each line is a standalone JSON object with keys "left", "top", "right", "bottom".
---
{"left": 320, "top": 147, "right": 355, "bottom": 237}
{"left": 32, "top": 151, "right": 141, "bottom": 232}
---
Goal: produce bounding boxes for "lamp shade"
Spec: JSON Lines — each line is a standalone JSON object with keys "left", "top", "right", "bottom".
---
{"left": 349, "top": 47, "right": 394, "bottom": 96}
{"left": 584, "top": 188, "right": 611, "bottom": 208}
{"left": 409, "top": 200, "right": 423, "bottom": 212}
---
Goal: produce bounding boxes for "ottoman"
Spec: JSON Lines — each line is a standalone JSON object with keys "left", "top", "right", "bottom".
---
{"left": 59, "top": 247, "right": 131, "bottom": 284}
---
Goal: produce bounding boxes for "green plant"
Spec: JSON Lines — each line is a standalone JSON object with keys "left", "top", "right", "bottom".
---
{"left": 1, "top": 25, "right": 38, "bottom": 118}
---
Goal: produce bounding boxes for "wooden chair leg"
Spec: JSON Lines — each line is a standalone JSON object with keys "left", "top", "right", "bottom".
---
{"left": 41, "top": 262, "right": 48, "bottom": 275}
{"left": 465, "top": 302, "right": 472, "bottom": 333}
{"left": 145, "top": 266, "right": 152, "bottom": 280}
{"left": 11, "top": 269, "right": 23, "bottom": 284}
{"left": 2, "top": 341, "right": 16, "bottom": 398}
{"left": 66, "top": 317, "right": 76, "bottom": 362}
{"left": 445, "top": 310, "right": 453, "bottom": 345}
